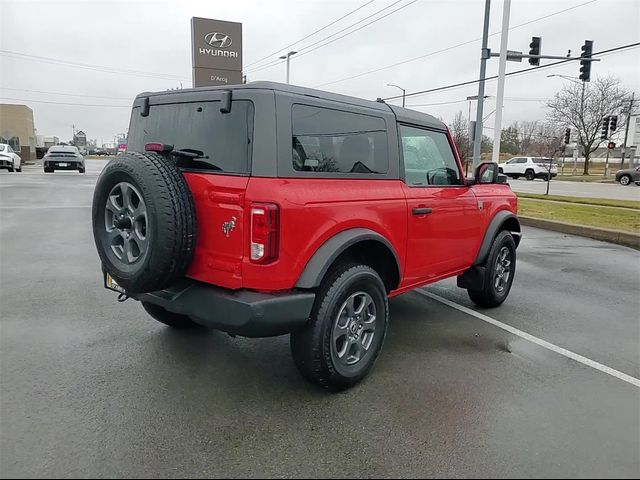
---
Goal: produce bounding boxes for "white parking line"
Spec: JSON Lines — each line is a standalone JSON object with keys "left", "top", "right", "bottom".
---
{"left": 417, "top": 289, "right": 640, "bottom": 388}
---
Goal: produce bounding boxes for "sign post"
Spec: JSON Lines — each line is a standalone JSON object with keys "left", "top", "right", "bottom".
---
{"left": 191, "top": 17, "right": 243, "bottom": 87}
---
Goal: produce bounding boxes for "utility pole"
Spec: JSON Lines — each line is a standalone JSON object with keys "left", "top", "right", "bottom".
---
{"left": 621, "top": 92, "right": 635, "bottom": 169}
{"left": 472, "top": 0, "right": 491, "bottom": 168}
{"left": 491, "top": 0, "right": 511, "bottom": 164}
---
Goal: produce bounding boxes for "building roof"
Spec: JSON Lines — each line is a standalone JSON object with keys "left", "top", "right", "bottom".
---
{"left": 135, "top": 81, "right": 445, "bottom": 130}
{"left": 75, "top": 131, "right": 86, "bottom": 136}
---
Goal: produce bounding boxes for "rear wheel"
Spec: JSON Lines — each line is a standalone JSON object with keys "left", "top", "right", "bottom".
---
{"left": 290, "top": 264, "right": 389, "bottom": 391}
{"left": 525, "top": 169, "right": 535, "bottom": 181}
{"left": 44, "top": 167, "right": 53, "bottom": 173}
{"left": 467, "top": 230, "right": 516, "bottom": 308}
{"left": 78, "top": 167, "right": 85, "bottom": 174}
{"left": 8, "top": 164, "right": 14, "bottom": 173}
{"left": 141, "top": 301, "right": 198, "bottom": 328}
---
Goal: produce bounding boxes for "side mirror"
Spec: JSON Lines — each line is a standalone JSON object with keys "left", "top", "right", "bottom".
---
{"left": 473, "top": 161, "right": 500, "bottom": 184}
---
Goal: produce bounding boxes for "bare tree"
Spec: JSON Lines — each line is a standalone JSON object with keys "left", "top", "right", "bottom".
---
{"left": 530, "top": 123, "right": 565, "bottom": 194}
{"left": 450, "top": 111, "right": 471, "bottom": 172}
{"left": 520, "top": 121, "right": 539, "bottom": 154}
{"left": 546, "top": 76, "right": 631, "bottom": 175}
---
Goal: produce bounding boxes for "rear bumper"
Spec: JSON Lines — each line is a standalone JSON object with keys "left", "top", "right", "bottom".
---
{"left": 135, "top": 280, "right": 316, "bottom": 338}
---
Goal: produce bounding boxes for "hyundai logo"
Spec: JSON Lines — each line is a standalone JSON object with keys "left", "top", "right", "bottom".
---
{"left": 204, "top": 32, "right": 232, "bottom": 48}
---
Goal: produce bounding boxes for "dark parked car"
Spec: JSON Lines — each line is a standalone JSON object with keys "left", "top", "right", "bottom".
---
{"left": 43, "top": 146, "right": 85, "bottom": 173}
{"left": 615, "top": 166, "right": 640, "bottom": 185}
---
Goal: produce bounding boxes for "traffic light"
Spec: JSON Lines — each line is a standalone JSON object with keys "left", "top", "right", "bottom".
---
{"left": 609, "top": 115, "right": 618, "bottom": 132}
{"left": 529, "top": 36, "right": 542, "bottom": 66}
{"left": 579, "top": 40, "right": 593, "bottom": 82}
{"left": 564, "top": 128, "right": 571, "bottom": 144}
{"left": 601, "top": 116, "right": 610, "bottom": 140}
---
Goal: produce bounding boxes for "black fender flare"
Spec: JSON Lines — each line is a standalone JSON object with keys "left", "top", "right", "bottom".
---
{"left": 473, "top": 211, "right": 521, "bottom": 266}
{"left": 295, "top": 228, "right": 401, "bottom": 289}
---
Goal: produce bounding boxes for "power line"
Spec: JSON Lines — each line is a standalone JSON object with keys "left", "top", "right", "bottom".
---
{"left": 294, "top": 0, "right": 417, "bottom": 60}
{"left": 0, "top": 49, "right": 190, "bottom": 81}
{"left": 244, "top": 0, "right": 376, "bottom": 69}
{"left": 0, "top": 97, "right": 130, "bottom": 107}
{"left": 382, "top": 42, "right": 640, "bottom": 101}
{"left": 314, "top": 0, "right": 599, "bottom": 88}
{"left": 246, "top": 0, "right": 416, "bottom": 74}
{"left": 0, "top": 87, "right": 132, "bottom": 101}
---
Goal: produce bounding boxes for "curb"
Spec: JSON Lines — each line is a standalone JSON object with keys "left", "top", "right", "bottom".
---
{"left": 520, "top": 216, "right": 640, "bottom": 250}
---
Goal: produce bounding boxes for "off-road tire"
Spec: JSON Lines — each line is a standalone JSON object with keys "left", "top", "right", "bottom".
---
{"left": 290, "top": 263, "right": 389, "bottom": 392}
{"left": 467, "top": 230, "right": 516, "bottom": 308}
{"left": 92, "top": 152, "right": 196, "bottom": 294}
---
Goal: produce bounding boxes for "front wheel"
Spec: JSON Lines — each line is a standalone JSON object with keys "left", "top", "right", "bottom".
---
{"left": 619, "top": 175, "right": 631, "bottom": 186}
{"left": 467, "top": 230, "right": 516, "bottom": 308}
{"left": 290, "top": 264, "right": 389, "bottom": 391}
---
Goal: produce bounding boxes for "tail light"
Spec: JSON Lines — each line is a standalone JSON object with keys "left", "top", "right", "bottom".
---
{"left": 250, "top": 203, "right": 279, "bottom": 264}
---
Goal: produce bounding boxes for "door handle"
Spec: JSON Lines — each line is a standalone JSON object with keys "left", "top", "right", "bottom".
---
{"left": 412, "top": 207, "right": 432, "bottom": 215}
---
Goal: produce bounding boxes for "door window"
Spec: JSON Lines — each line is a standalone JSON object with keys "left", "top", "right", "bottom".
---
{"left": 399, "top": 125, "right": 461, "bottom": 186}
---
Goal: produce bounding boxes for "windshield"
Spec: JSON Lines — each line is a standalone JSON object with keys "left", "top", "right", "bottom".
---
{"left": 127, "top": 100, "right": 254, "bottom": 174}
{"left": 0, "top": 145, "right": 5, "bottom": 152}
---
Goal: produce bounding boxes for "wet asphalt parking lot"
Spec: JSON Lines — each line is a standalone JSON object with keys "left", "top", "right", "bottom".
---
{"left": 1, "top": 160, "right": 639, "bottom": 478}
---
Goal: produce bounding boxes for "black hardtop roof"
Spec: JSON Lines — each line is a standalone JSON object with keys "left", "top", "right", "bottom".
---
{"left": 136, "top": 81, "right": 446, "bottom": 131}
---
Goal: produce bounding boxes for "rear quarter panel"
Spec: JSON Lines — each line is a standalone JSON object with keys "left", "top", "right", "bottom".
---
{"left": 242, "top": 178, "right": 407, "bottom": 291}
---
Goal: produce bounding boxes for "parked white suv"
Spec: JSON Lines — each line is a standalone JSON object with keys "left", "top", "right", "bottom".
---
{"left": 500, "top": 156, "right": 558, "bottom": 181}
{"left": 0, "top": 143, "right": 22, "bottom": 172}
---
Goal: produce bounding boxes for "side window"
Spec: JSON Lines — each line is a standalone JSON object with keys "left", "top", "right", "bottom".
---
{"left": 399, "top": 125, "right": 461, "bottom": 186}
{"left": 291, "top": 104, "right": 388, "bottom": 174}
{"left": 518, "top": 158, "right": 528, "bottom": 164}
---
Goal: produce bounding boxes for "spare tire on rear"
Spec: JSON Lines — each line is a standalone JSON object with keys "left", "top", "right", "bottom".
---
{"left": 92, "top": 151, "right": 196, "bottom": 293}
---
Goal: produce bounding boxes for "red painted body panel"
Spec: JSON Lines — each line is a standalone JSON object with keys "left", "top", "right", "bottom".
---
{"left": 242, "top": 178, "right": 408, "bottom": 291}
{"left": 183, "top": 173, "right": 248, "bottom": 290}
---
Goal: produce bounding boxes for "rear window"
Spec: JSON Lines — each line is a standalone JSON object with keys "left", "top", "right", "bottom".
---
{"left": 48, "top": 147, "right": 78, "bottom": 155}
{"left": 292, "top": 104, "right": 388, "bottom": 175}
{"left": 127, "top": 100, "right": 254, "bottom": 174}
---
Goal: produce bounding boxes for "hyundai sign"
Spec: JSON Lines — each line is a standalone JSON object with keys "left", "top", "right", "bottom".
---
{"left": 191, "top": 17, "right": 242, "bottom": 87}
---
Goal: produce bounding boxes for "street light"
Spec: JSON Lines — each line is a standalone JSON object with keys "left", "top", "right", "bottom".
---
{"left": 384, "top": 83, "right": 406, "bottom": 108}
{"left": 546, "top": 74, "right": 581, "bottom": 84}
{"left": 279, "top": 51, "right": 297, "bottom": 84}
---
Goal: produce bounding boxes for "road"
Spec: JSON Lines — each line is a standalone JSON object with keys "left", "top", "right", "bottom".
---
{"left": 1, "top": 161, "right": 639, "bottom": 478}
{"left": 509, "top": 176, "right": 640, "bottom": 201}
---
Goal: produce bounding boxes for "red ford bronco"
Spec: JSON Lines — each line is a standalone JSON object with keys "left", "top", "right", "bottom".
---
{"left": 92, "top": 82, "right": 520, "bottom": 390}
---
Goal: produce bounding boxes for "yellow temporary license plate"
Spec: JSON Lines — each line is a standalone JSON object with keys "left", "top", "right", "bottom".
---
{"left": 104, "top": 272, "right": 126, "bottom": 294}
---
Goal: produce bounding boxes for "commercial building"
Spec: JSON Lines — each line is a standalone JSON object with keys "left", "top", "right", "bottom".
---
{"left": 37, "top": 135, "right": 60, "bottom": 149}
{"left": 0, "top": 104, "right": 36, "bottom": 160}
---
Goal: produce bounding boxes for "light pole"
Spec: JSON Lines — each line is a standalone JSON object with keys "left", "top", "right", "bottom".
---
{"left": 384, "top": 83, "right": 406, "bottom": 107}
{"left": 466, "top": 95, "right": 490, "bottom": 175}
{"left": 279, "top": 51, "right": 297, "bottom": 84}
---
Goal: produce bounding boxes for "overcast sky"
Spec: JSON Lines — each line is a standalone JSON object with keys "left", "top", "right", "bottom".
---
{"left": 1, "top": 0, "right": 638, "bottom": 145}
